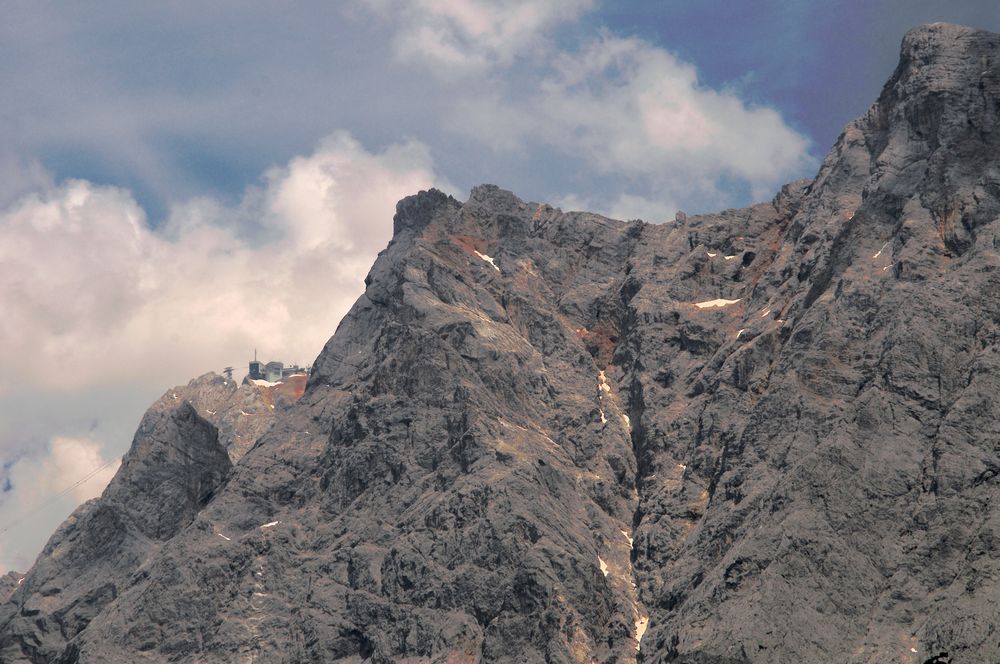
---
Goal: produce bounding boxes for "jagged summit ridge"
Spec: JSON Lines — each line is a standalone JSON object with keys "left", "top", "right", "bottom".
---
{"left": 2, "top": 23, "right": 1000, "bottom": 664}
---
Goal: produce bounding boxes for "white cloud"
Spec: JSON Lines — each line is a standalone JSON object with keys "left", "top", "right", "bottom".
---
{"left": 453, "top": 34, "right": 814, "bottom": 213}
{"left": 0, "top": 132, "right": 442, "bottom": 396}
{"left": 0, "top": 155, "right": 54, "bottom": 210}
{"left": 0, "top": 131, "right": 445, "bottom": 571}
{"left": 363, "top": 0, "right": 593, "bottom": 74}
{"left": 0, "top": 437, "right": 120, "bottom": 573}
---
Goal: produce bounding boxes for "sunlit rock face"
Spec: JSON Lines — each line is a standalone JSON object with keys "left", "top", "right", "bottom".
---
{"left": 2, "top": 22, "right": 1000, "bottom": 664}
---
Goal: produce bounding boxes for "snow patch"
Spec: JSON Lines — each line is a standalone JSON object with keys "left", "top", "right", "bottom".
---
{"left": 239, "top": 410, "right": 249, "bottom": 416}
{"left": 217, "top": 533, "right": 231, "bottom": 541}
{"left": 473, "top": 250, "right": 501, "bottom": 272}
{"left": 724, "top": 255, "right": 737, "bottom": 261}
{"left": 760, "top": 308, "right": 771, "bottom": 318}
{"left": 598, "top": 556, "right": 609, "bottom": 577}
{"left": 694, "top": 298, "right": 741, "bottom": 309}
{"left": 206, "top": 409, "right": 216, "bottom": 415}
{"left": 872, "top": 241, "right": 889, "bottom": 259}
{"left": 260, "top": 521, "right": 280, "bottom": 529}
{"left": 17, "top": 577, "right": 24, "bottom": 585}
{"left": 251, "top": 379, "right": 282, "bottom": 387}
{"left": 598, "top": 371, "right": 612, "bottom": 393}
{"left": 706, "top": 252, "right": 717, "bottom": 257}
{"left": 635, "top": 615, "right": 650, "bottom": 651}
{"left": 736, "top": 328, "right": 745, "bottom": 339}
{"left": 621, "top": 529, "right": 633, "bottom": 548}
{"left": 600, "top": 410, "right": 607, "bottom": 425}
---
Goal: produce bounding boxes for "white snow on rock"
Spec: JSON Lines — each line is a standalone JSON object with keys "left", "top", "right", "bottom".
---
{"left": 473, "top": 250, "right": 501, "bottom": 272}
{"left": 251, "top": 379, "right": 282, "bottom": 387}
{"left": 17, "top": 577, "right": 24, "bottom": 585}
{"left": 598, "top": 556, "right": 609, "bottom": 577}
{"left": 760, "top": 308, "right": 771, "bottom": 318}
{"left": 635, "top": 615, "right": 650, "bottom": 651}
{"left": 598, "top": 371, "right": 612, "bottom": 393}
{"left": 724, "top": 255, "right": 737, "bottom": 260}
{"left": 694, "top": 298, "right": 741, "bottom": 309}
{"left": 239, "top": 410, "right": 249, "bottom": 416}
{"left": 872, "top": 241, "right": 890, "bottom": 259}
{"left": 260, "top": 521, "right": 280, "bottom": 529}
{"left": 206, "top": 409, "right": 216, "bottom": 415}
{"left": 736, "top": 328, "right": 745, "bottom": 339}
{"left": 217, "top": 533, "right": 231, "bottom": 541}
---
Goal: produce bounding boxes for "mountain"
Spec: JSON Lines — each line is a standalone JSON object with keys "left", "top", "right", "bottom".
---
{"left": 0, "top": 574, "right": 21, "bottom": 604}
{"left": 2, "top": 22, "right": 999, "bottom": 663}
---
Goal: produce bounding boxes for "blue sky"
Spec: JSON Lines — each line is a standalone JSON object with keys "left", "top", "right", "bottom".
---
{"left": 1, "top": 1, "right": 995, "bottom": 223}
{"left": 0, "top": 0, "right": 997, "bottom": 571}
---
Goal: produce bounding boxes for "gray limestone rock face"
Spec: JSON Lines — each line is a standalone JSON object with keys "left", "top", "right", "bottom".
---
{"left": 2, "top": 21, "right": 1000, "bottom": 664}
{"left": 0, "top": 574, "right": 21, "bottom": 603}
{"left": 0, "top": 403, "right": 231, "bottom": 663}
{"left": 156, "top": 371, "right": 295, "bottom": 462}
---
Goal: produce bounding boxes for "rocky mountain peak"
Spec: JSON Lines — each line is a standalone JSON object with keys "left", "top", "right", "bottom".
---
{"left": 852, "top": 22, "right": 999, "bottom": 186}
{"left": 391, "top": 187, "right": 460, "bottom": 237}
{"left": 3, "top": 22, "right": 1000, "bottom": 664}
{"left": 103, "top": 402, "right": 231, "bottom": 540}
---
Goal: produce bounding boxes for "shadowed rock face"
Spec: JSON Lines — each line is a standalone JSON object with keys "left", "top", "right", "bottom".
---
{"left": 2, "top": 22, "right": 1000, "bottom": 664}
{"left": 151, "top": 371, "right": 299, "bottom": 463}
{"left": 0, "top": 404, "right": 231, "bottom": 663}
{"left": 0, "top": 574, "right": 21, "bottom": 603}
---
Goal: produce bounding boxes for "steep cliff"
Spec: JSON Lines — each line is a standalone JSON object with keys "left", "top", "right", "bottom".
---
{"left": 1, "top": 22, "right": 998, "bottom": 664}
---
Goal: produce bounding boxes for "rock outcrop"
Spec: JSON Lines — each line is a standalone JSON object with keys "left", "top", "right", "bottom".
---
{"left": 2, "top": 22, "right": 999, "bottom": 664}
{"left": 0, "top": 574, "right": 21, "bottom": 604}
{"left": 155, "top": 371, "right": 305, "bottom": 462}
{"left": 0, "top": 403, "right": 231, "bottom": 663}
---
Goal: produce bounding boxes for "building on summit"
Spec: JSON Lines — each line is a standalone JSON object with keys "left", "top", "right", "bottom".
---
{"left": 248, "top": 350, "right": 309, "bottom": 383}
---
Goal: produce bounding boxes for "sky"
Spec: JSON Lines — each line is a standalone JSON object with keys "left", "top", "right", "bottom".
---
{"left": 1, "top": 1, "right": 998, "bottom": 572}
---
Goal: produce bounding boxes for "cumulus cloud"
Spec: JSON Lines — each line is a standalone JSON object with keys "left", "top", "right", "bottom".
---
{"left": 0, "top": 437, "right": 120, "bottom": 572}
{"left": 0, "top": 132, "right": 442, "bottom": 396}
{"left": 0, "top": 155, "right": 54, "bottom": 210}
{"left": 453, "top": 34, "right": 815, "bottom": 216}
{"left": 0, "top": 131, "right": 445, "bottom": 570}
{"left": 363, "top": 0, "right": 593, "bottom": 74}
